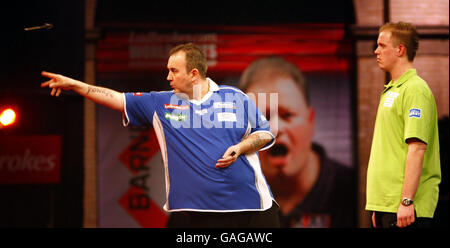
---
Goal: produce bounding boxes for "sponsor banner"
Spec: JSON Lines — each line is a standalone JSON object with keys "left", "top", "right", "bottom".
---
{"left": 119, "top": 185, "right": 168, "bottom": 228}
{"left": 0, "top": 135, "right": 61, "bottom": 184}
{"left": 98, "top": 108, "right": 167, "bottom": 227}
{"left": 96, "top": 24, "right": 352, "bottom": 73}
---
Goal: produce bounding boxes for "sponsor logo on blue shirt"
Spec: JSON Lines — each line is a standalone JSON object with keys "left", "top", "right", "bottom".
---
{"left": 409, "top": 108, "right": 421, "bottom": 118}
{"left": 165, "top": 112, "right": 187, "bottom": 121}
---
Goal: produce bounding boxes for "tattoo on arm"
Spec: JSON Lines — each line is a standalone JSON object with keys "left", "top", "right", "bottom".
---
{"left": 251, "top": 138, "right": 264, "bottom": 150}
{"left": 239, "top": 133, "right": 272, "bottom": 155}
{"left": 249, "top": 133, "right": 268, "bottom": 150}
{"left": 86, "top": 86, "right": 114, "bottom": 98}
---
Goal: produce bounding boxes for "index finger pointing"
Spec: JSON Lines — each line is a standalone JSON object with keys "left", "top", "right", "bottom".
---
{"left": 41, "top": 71, "right": 58, "bottom": 79}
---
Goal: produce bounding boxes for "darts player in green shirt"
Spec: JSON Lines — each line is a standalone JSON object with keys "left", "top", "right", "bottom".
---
{"left": 366, "top": 22, "right": 441, "bottom": 228}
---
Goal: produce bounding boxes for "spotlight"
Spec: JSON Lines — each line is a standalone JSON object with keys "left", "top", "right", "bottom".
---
{"left": 0, "top": 108, "right": 17, "bottom": 128}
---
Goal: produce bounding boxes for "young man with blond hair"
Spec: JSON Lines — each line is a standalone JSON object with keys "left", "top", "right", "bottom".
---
{"left": 366, "top": 22, "right": 441, "bottom": 228}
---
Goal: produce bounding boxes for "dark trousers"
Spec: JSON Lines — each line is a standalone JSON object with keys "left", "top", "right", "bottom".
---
{"left": 372, "top": 211, "right": 433, "bottom": 228}
{"left": 167, "top": 201, "right": 280, "bottom": 228}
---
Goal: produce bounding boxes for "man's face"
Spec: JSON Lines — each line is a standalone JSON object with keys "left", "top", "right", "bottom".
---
{"left": 246, "top": 76, "right": 315, "bottom": 180}
{"left": 167, "top": 51, "right": 193, "bottom": 96}
{"left": 374, "top": 31, "right": 398, "bottom": 72}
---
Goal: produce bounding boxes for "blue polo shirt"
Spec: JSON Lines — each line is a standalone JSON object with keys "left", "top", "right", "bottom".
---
{"left": 123, "top": 78, "right": 275, "bottom": 212}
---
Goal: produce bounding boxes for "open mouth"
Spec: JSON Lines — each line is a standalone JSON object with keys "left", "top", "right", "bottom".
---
{"left": 268, "top": 144, "right": 289, "bottom": 157}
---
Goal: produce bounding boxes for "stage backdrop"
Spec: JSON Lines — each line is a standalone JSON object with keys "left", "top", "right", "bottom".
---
{"left": 0, "top": 135, "right": 61, "bottom": 184}
{"left": 96, "top": 24, "right": 355, "bottom": 227}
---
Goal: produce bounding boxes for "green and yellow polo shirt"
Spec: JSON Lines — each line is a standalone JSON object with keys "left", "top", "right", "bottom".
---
{"left": 366, "top": 69, "right": 441, "bottom": 218}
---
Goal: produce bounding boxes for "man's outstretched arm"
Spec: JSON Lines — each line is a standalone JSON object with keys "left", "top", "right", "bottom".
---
{"left": 41, "top": 71, "right": 124, "bottom": 113}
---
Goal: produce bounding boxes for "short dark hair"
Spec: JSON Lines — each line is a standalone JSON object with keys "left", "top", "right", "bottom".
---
{"left": 169, "top": 43, "right": 208, "bottom": 78}
{"left": 239, "top": 56, "right": 309, "bottom": 106}
{"left": 379, "top": 22, "right": 419, "bottom": 61}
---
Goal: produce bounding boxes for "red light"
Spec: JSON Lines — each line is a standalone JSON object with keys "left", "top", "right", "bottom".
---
{"left": 0, "top": 108, "right": 17, "bottom": 127}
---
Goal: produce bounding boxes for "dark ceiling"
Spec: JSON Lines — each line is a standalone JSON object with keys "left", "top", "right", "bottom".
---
{"left": 1, "top": 0, "right": 354, "bottom": 91}
{"left": 95, "top": 0, "right": 355, "bottom": 25}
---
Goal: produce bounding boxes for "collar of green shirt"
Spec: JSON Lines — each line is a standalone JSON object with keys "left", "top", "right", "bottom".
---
{"left": 383, "top": 69, "right": 417, "bottom": 92}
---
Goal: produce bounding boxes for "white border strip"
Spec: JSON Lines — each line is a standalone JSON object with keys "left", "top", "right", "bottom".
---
{"left": 152, "top": 112, "right": 171, "bottom": 212}
{"left": 121, "top": 93, "right": 130, "bottom": 127}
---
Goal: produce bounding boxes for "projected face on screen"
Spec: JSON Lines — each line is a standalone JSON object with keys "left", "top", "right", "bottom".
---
{"left": 245, "top": 75, "right": 315, "bottom": 181}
